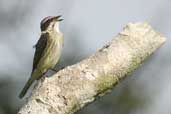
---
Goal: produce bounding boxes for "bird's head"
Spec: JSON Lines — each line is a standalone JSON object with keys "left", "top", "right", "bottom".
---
{"left": 40, "top": 15, "right": 63, "bottom": 32}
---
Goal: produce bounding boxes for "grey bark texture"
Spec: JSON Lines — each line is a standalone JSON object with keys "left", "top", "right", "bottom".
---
{"left": 18, "top": 22, "right": 166, "bottom": 114}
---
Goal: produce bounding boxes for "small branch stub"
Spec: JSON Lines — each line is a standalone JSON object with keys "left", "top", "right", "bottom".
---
{"left": 18, "top": 22, "right": 166, "bottom": 114}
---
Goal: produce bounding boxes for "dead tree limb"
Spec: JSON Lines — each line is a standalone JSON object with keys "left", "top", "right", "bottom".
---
{"left": 18, "top": 22, "right": 166, "bottom": 114}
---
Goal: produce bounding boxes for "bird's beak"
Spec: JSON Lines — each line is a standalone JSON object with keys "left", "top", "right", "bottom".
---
{"left": 55, "top": 15, "right": 64, "bottom": 21}
{"left": 58, "top": 19, "right": 64, "bottom": 21}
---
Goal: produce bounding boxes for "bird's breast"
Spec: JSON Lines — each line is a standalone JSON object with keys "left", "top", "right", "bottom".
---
{"left": 38, "top": 35, "right": 63, "bottom": 71}
{"left": 47, "top": 38, "right": 62, "bottom": 63}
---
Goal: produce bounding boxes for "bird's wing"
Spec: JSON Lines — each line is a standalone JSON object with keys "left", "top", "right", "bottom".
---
{"left": 32, "top": 33, "right": 48, "bottom": 72}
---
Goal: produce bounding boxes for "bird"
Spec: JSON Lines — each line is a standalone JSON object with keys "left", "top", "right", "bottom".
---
{"left": 19, "top": 16, "right": 64, "bottom": 98}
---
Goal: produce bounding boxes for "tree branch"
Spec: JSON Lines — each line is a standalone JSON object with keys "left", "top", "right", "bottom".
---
{"left": 18, "top": 22, "right": 166, "bottom": 114}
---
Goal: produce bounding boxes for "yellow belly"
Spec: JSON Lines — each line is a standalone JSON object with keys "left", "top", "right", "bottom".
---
{"left": 37, "top": 38, "right": 62, "bottom": 73}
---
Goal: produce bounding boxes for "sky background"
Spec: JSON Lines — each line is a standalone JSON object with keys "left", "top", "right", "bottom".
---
{"left": 0, "top": 0, "right": 170, "bottom": 114}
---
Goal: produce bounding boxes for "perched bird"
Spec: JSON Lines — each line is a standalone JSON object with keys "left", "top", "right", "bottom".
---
{"left": 19, "top": 16, "right": 64, "bottom": 98}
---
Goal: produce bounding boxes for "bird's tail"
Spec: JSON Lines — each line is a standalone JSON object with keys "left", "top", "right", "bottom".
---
{"left": 19, "top": 69, "right": 42, "bottom": 99}
{"left": 19, "top": 77, "right": 35, "bottom": 99}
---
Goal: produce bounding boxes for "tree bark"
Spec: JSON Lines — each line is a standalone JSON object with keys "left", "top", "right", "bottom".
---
{"left": 18, "top": 22, "right": 166, "bottom": 114}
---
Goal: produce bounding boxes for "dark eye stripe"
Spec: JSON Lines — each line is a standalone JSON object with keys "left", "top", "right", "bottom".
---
{"left": 40, "top": 16, "right": 55, "bottom": 31}
{"left": 41, "top": 16, "right": 53, "bottom": 25}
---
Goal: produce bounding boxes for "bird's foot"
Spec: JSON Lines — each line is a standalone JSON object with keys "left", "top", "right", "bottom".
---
{"left": 50, "top": 68, "right": 58, "bottom": 72}
{"left": 42, "top": 71, "right": 50, "bottom": 77}
{"left": 60, "top": 66, "right": 65, "bottom": 70}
